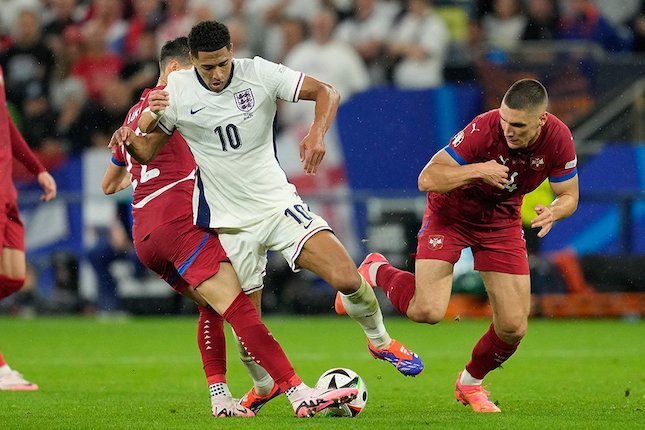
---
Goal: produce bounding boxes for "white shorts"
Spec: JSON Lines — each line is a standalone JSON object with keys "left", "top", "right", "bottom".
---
{"left": 217, "top": 202, "right": 331, "bottom": 293}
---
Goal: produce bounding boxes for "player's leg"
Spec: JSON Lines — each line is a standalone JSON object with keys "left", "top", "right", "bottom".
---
{"left": 455, "top": 226, "right": 530, "bottom": 413}
{"left": 0, "top": 210, "right": 37, "bottom": 391}
{"left": 0, "top": 205, "right": 27, "bottom": 299}
{"left": 135, "top": 226, "right": 248, "bottom": 417}
{"left": 234, "top": 290, "right": 281, "bottom": 414}
{"left": 0, "top": 248, "right": 26, "bottom": 300}
{"left": 296, "top": 230, "right": 423, "bottom": 376}
{"left": 195, "top": 263, "right": 357, "bottom": 417}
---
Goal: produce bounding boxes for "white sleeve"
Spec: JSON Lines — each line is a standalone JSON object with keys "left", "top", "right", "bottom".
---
{"left": 253, "top": 56, "right": 304, "bottom": 103}
{"left": 157, "top": 75, "right": 179, "bottom": 136}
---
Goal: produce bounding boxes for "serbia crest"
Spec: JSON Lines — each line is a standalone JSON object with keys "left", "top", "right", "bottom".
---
{"left": 428, "top": 235, "right": 444, "bottom": 250}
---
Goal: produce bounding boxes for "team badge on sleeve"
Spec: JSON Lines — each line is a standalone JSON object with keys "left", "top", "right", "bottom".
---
{"left": 428, "top": 235, "right": 444, "bottom": 250}
{"left": 234, "top": 88, "right": 255, "bottom": 112}
{"left": 451, "top": 131, "right": 464, "bottom": 147}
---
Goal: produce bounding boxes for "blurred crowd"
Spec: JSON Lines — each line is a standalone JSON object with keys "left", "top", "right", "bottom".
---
{"left": 1, "top": 0, "right": 643, "bottom": 165}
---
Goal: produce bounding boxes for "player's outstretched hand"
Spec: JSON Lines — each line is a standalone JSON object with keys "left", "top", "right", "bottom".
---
{"left": 299, "top": 130, "right": 326, "bottom": 175}
{"left": 108, "top": 127, "right": 134, "bottom": 149}
{"left": 479, "top": 160, "right": 509, "bottom": 189}
{"left": 531, "top": 204, "right": 554, "bottom": 238}
{"left": 37, "top": 171, "right": 57, "bottom": 201}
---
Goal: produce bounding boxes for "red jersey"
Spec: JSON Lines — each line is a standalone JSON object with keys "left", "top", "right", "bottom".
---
{"left": 112, "top": 86, "right": 197, "bottom": 242}
{"left": 432, "top": 109, "right": 578, "bottom": 227}
{"left": 0, "top": 65, "right": 45, "bottom": 205}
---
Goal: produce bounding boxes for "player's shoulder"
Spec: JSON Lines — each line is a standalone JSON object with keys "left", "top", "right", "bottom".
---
{"left": 167, "top": 68, "right": 196, "bottom": 88}
{"left": 544, "top": 112, "right": 574, "bottom": 143}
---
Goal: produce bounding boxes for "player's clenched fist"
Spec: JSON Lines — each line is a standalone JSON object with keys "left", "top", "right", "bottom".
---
{"left": 148, "top": 89, "right": 170, "bottom": 114}
{"left": 478, "top": 159, "right": 509, "bottom": 189}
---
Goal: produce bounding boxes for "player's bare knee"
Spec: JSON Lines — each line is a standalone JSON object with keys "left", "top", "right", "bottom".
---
{"left": 496, "top": 322, "right": 527, "bottom": 344}
{"left": 407, "top": 304, "right": 444, "bottom": 325}
{"left": 327, "top": 265, "right": 361, "bottom": 295}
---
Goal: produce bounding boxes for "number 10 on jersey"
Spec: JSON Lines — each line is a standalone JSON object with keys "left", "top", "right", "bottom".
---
{"left": 214, "top": 124, "right": 242, "bottom": 151}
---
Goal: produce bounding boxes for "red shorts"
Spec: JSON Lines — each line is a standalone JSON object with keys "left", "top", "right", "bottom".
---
{"left": 134, "top": 215, "right": 229, "bottom": 293}
{"left": 1, "top": 200, "right": 25, "bottom": 250}
{"left": 416, "top": 209, "right": 529, "bottom": 275}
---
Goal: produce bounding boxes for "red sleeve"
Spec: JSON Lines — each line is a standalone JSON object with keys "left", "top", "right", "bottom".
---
{"left": 9, "top": 118, "right": 45, "bottom": 176}
{"left": 443, "top": 118, "right": 488, "bottom": 165}
{"left": 548, "top": 122, "right": 578, "bottom": 183}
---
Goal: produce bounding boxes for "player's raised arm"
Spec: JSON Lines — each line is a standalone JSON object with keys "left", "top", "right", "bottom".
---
{"left": 296, "top": 76, "right": 340, "bottom": 175}
{"left": 108, "top": 126, "right": 170, "bottom": 165}
{"left": 531, "top": 175, "right": 579, "bottom": 237}
{"left": 418, "top": 150, "right": 509, "bottom": 193}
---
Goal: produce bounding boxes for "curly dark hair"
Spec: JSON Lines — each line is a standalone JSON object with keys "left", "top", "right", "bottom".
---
{"left": 188, "top": 21, "right": 231, "bottom": 56}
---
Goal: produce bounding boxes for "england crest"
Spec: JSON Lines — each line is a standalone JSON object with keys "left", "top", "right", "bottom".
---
{"left": 234, "top": 88, "right": 255, "bottom": 112}
{"left": 428, "top": 235, "right": 444, "bottom": 250}
{"left": 530, "top": 156, "right": 545, "bottom": 170}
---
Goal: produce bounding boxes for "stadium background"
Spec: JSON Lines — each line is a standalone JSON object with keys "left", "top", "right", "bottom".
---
{"left": 1, "top": 0, "right": 643, "bottom": 319}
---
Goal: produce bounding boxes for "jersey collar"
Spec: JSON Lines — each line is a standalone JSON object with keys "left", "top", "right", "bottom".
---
{"left": 194, "top": 61, "right": 235, "bottom": 93}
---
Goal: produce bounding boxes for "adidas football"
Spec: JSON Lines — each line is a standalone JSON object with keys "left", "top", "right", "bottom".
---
{"left": 315, "top": 368, "right": 368, "bottom": 417}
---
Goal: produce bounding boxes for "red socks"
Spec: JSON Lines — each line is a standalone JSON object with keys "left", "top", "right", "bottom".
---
{"left": 197, "top": 306, "right": 227, "bottom": 385}
{"left": 223, "top": 292, "right": 300, "bottom": 391}
{"left": 376, "top": 265, "right": 415, "bottom": 315}
{"left": 465, "top": 323, "right": 519, "bottom": 380}
{"left": 0, "top": 276, "right": 25, "bottom": 301}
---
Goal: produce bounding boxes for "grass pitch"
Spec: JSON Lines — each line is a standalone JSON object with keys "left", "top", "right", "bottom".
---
{"left": 0, "top": 316, "right": 642, "bottom": 429}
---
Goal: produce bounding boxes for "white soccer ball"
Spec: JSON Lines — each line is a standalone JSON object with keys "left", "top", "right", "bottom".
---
{"left": 315, "top": 368, "right": 368, "bottom": 417}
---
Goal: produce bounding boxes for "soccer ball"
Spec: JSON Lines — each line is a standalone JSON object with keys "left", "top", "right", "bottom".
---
{"left": 315, "top": 368, "right": 368, "bottom": 417}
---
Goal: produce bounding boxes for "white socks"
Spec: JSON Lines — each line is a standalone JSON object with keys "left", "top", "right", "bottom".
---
{"left": 232, "top": 328, "right": 275, "bottom": 396}
{"left": 209, "top": 382, "right": 232, "bottom": 398}
{"left": 340, "top": 275, "right": 392, "bottom": 349}
{"left": 460, "top": 369, "right": 483, "bottom": 386}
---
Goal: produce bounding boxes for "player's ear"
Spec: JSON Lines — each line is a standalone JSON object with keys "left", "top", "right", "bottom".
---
{"left": 539, "top": 112, "right": 547, "bottom": 127}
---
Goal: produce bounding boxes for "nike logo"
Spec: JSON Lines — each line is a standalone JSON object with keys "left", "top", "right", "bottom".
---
{"left": 190, "top": 106, "right": 206, "bottom": 115}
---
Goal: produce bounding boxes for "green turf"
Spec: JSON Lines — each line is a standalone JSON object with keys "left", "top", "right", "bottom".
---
{"left": 0, "top": 316, "right": 642, "bottom": 429}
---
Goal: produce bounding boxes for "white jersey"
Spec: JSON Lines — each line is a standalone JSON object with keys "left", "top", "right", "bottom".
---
{"left": 158, "top": 56, "right": 305, "bottom": 228}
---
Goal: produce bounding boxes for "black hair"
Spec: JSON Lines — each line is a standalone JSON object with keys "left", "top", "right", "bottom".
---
{"left": 188, "top": 21, "right": 231, "bottom": 56}
{"left": 503, "top": 79, "right": 548, "bottom": 111}
{"left": 159, "top": 36, "right": 191, "bottom": 69}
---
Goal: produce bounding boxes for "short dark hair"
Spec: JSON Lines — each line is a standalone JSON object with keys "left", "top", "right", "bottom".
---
{"left": 188, "top": 21, "right": 230, "bottom": 56}
{"left": 502, "top": 79, "right": 548, "bottom": 111}
{"left": 159, "top": 37, "right": 191, "bottom": 69}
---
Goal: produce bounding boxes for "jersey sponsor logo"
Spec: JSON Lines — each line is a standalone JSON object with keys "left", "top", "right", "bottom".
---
{"left": 530, "top": 156, "right": 545, "bottom": 170}
{"left": 565, "top": 156, "right": 577, "bottom": 169}
{"left": 428, "top": 235, "right": 444, "bottom": 250}
{"left": 190, "top": 106, "right": 207, "bottom": 115}
{"left": 234, "top": 88, "right": 255, "bottom": 112}
{"left": 504, "top": 172, "right": 519, "bottom": 192}
{"left": 451, "top": 130, "right": 464, "bottom": 147}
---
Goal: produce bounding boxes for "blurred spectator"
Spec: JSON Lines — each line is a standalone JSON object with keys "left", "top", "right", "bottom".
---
{"left": 42, "top": 0, "right": 82, "bottom": 56}
{"left": 335, "top": 0, "right": 395, "bottom": 84}
{"left": 226, "top": 17, "right": 254, "bottom": 58}
{"left": 122, "top": 0, "right": 163, "bottom": 58}
{"left": 593, "top": 0, "right": 642, "bottom": 28}
{"left": 282, "top": 7, "right": 370, "bottom": 127}
{"left": 156, "top": 0, "right": 193, "bottom": 50}
{"left": 276, "top": 17, "right": 307, "bottom": 62}
{"left": 386, "top": 0, "right": 449, "bottom": 89}
{"left": 630, "top": 1, "right": 645, "bottom": 52}
{"left": 71, "top": 21, "right": 124, "bottom": 102}
{"left": 0, "top": 7, "right": 55, "bottom": 110}
{"left": 120, "top": 29, "right": 159, "bottom": 102}
{"left": 522, "top": 0, "right": 560, "bottom": 41}
{"left": 0, "top": 0, "right": 42, "bottom": 36}
{"left": 481, "top": 0, "right": 526, "bottom": 50}
{"left": 559, "top": 0, "right": 633, "bottom": 52}
{"left": 82, "top": 0, "right": 128, "bottom": 55}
